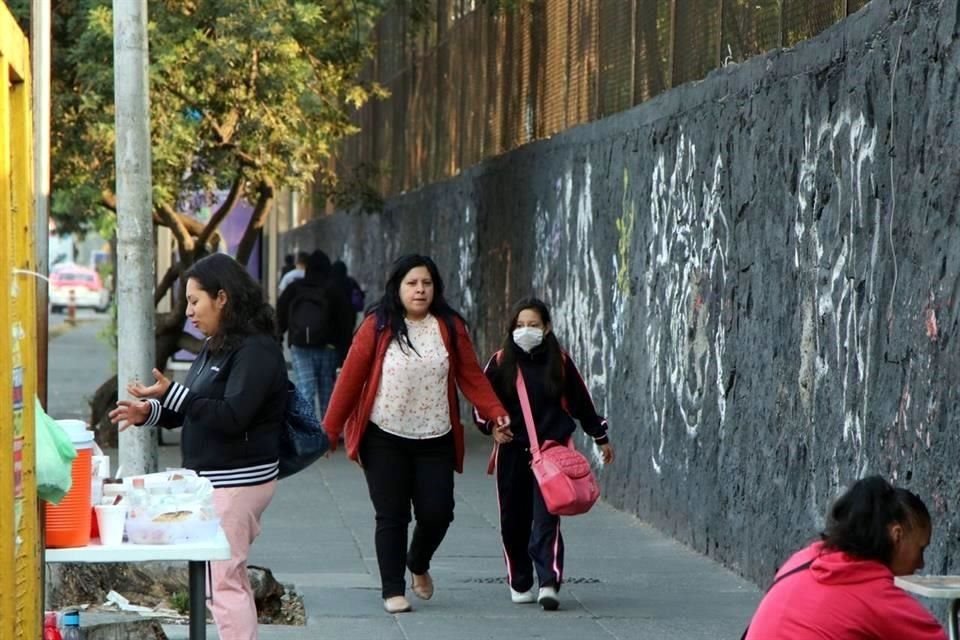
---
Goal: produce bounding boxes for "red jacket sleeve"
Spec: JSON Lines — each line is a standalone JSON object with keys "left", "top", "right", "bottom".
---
{"left": 452, "top": 320, "right": 506, "bottom": 422}
{"left": 322, "top": 315, "right": 377, "bottom": 439}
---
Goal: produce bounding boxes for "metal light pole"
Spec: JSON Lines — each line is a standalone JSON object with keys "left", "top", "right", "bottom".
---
{"left": 31, "top": 0, "right": 49, "bottom": 407}
{"left": 31, "top": 0, "right": 51, "bottom": 629}
{"left": 113, "top": 0, "right": 157, "bottom": 475}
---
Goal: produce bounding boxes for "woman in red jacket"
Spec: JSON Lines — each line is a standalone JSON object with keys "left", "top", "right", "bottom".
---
{"left": 743, "top": 475, "right": 946, "bottom": 639}
{"left": 323, "top": 254, "right": 510, "bottom": 614}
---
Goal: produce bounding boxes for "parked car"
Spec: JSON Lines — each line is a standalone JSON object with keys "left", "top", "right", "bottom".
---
{"left": 49, "top": 264, "right": 110, "bottom": 313}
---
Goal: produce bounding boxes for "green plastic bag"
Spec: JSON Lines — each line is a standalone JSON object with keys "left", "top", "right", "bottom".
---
{"left": 35, "top": 398, "right": 77, "bottom": 504}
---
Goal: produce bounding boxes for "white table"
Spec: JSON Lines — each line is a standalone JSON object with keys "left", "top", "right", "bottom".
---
{"left": 896, "top": 575, "right": 960, "bottom": 640}
{"left": 46, "top": 531, "right": 231, "bottom": 640}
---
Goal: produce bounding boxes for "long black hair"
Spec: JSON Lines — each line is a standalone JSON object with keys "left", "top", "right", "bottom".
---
{"left": 490, "top": 297, "right": 565, "bottom": 402}
{"left": 370, "top": 254, "right": 465, "bottom": 353}
{"left": 184, "top": 253, "right": 276, "bottom": 352}
{"left": 820, "top": 475, "right": 931, "bottom": 565}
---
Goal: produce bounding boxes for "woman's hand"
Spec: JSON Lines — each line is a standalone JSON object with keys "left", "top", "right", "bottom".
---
{"left": 491, "top": 415, "right": 513, "bottom": 444}
{"left": 599, "top": 443, "right": 615, "bottom": 465}
{"left": 492, "top": 423, "right": 513, "bottom": 444}
{"left": 108, "top": 400, "right": 151, "bottom": 432}
{"left": 128, "top": 368, "right": 172, "bottom": 400}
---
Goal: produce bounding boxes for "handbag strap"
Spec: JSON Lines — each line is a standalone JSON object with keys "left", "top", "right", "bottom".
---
{"left": 515, "top": 370, "right": 543, "bottom": 459}
{"left": 740, "top": 558, "right": 814, "bottom": 640}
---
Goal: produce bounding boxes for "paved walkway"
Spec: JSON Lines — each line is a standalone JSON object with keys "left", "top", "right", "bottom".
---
{"left": 48, "top": 318, "right": 762, "bottom": 639}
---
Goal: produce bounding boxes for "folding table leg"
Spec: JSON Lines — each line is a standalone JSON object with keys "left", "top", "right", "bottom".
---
{"left": 950, "top": 598, "right": 958, "bottom": 640}
{"left": 188, "top": 560, "right": 207, "bottom": 640}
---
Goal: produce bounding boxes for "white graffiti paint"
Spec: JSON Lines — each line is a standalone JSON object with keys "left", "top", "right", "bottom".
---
{"left": 792, "top": 108, "right": 879, "bottom": 524}
{"left": 532, "top": 162, "right": 614, "bottom": 466}
{"left": 645, "top": 131, "right": 730, "bottom": 475}
{"left": 457, "top": 204, "right": 477, "bottom": 316}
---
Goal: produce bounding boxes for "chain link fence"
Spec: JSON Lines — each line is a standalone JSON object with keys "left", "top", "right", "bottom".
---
{"left": 328, "top": 0, "right": 876, "bottom": 202}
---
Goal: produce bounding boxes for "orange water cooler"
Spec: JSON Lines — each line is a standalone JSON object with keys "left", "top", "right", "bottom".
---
{"left": 44, "top": 421, "right": 94, "bottom": 548}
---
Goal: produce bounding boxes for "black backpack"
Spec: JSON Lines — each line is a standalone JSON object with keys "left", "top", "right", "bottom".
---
{"left": 288, "top": 285, "right": 335, "bottom": 346}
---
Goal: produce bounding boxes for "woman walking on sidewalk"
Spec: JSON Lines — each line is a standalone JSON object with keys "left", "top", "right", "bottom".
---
{"left": 109, "top": 253, "right": 287, "bottom": 640}
{"left": 475, "top": 297, "right": 614, "bottom": 611}
{"left": 323, "top": 254, "right": 511, "bottom": 614}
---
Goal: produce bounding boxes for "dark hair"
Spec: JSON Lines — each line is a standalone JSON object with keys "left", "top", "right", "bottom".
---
{"left": 184, "top": 253, "right": 276, "bottom": 352}
{"left": 332, "top": 260, "right": 347, "bottom": 279}
{"left": 283, "top": 254, "right": 295, "bottom": 266}
{"left": 371, "top": 254, "right": 464, "bottom": 354}
{"left": 296, "top": 250, "right": 310, "bottom": 264}
{"left": 821, "top": 475, "right": 931, "bottom": 565}
{"left": 304, "top": 250, "right": 331, "bottom": 283}
{"left": 490, "top": 297, "right": 565, "bottom": 402}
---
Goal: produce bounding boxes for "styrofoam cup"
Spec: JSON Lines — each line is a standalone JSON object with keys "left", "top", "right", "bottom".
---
{"left": 94, "top": 504, "right": 128, "bottom": 546}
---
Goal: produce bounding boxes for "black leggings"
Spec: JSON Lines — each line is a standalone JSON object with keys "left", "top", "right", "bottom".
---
{"left": 496, "top": 442, "right": 564, "bottom": 592}
{"left": 359, "top": 423, "right": 456, "bottom": 598}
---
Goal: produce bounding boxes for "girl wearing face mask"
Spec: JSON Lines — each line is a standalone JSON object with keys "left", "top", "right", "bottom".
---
{"left": 474, "top": 297, "right": 614, "bottom": 611}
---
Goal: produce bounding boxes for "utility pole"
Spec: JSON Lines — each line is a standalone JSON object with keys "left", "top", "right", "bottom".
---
{"left": 31, "top": 0, "right": 49, "bottom": 408}
{"left": 32, "top": 0, "right": 51, "bottom": 629}
{"left": 113, "top": 0, "right": 157, "bottom": 475}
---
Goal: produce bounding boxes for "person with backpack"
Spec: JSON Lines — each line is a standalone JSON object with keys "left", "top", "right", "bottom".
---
{"left": 742, "top": 476, "right": 945, "bottom": 640}
{"left": 474, "top": 297, "right": 614, "bottom": 611}
{"left": 323, "top": 254, "right": 511, "bottom": 614}
{"left": 278, "top": 250, "right": 354, "bottom": 417}
{"left": 108, "top": 253, "right": 287, "bottom": 640}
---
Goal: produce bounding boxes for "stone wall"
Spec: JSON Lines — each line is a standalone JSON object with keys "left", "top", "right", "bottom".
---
{"left": 282, "top": 0, "right": 960, "bottom": 583}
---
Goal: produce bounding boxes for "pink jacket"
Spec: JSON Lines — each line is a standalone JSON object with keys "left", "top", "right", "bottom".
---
{"left": 745, "top": 541, "right": 946, "bottom": 639}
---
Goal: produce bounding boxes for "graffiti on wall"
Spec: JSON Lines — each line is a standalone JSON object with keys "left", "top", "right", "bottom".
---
{"left": 644, "top": 131, "right": 730, "bottom": 474}
{"left": 532, "top": 162, "right": 617, "bottom": 464}
{"left": 793, "top": 108, "right": 880, "bottom": 523}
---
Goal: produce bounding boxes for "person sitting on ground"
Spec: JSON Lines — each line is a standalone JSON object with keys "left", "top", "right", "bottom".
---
{"left": 743, "top": 475, "right": 946, "bottom": 640}
{"left": 278, "top": 250, "right": 309, "bottom": 295}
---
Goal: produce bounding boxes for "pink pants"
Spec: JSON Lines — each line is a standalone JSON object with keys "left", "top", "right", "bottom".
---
{"left": 208, "top": 480, "right": 276, "bottom": 640}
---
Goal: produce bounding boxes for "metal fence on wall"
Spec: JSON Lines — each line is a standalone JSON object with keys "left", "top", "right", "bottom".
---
{"left": 329, "top": 0, "right": 874, "bottom": 203}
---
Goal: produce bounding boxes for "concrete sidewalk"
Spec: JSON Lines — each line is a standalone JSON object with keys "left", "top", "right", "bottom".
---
{"left": 48, "top": 318, "right": 762, "bottom": 639}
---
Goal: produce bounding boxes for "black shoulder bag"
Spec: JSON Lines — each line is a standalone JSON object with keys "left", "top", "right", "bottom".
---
{"left": 278, "top": 381, "right": 329, "bottom": 479}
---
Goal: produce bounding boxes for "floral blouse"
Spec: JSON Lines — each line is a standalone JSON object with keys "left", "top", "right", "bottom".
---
{"left": 369, "top": 314, "right": 451, "bottom": 439}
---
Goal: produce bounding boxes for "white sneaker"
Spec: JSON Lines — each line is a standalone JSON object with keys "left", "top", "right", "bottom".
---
{"left": 537, "top": 586, "right": 559, "bottom": 611}
{"left": 510, "top": 587, "right": 536, "bottom": 604}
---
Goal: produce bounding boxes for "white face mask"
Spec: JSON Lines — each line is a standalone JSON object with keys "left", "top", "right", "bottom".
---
{"left": 512, "top": 327, "right": 544, "bottom": 353}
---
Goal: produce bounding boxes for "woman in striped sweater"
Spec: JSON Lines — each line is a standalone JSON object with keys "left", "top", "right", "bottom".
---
{"left": 109, "top": 253, "right": 288, "bottom": 640}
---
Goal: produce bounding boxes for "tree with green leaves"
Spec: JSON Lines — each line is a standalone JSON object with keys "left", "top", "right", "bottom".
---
{"left": 10, "top": 0, "right": 404, "bottom": 439}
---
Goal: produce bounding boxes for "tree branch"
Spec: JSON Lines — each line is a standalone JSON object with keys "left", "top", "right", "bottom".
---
{"left": 101, "top": 190, "right": 117, "bottom": 212}
{"left": 156, "top": 203, "right": 196, "bottom": 256}
{"left": 234, "top": 180, "right": 275, "bottom": 267}
{"left": 196, "top": 174, "right": 243, "bottom": 248}
{"left": 152, "top": 208, "right": 223, "bottom": 254}
{"left": 154, "top": 262, "right": 183, "bottom": 306}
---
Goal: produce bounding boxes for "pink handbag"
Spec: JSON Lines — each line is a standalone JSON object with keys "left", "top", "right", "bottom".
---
{"left": 517, "top": 370, "right": 599, "bottom": 516}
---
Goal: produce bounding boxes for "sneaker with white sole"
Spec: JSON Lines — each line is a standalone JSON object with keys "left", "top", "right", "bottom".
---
{"left": 510, "top": 587, "right": 536, "bottom": 604}
{"left": 537, "top": 586, "right": 559, "bottom": 611}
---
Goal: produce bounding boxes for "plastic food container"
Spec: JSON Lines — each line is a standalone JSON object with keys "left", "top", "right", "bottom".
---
{"left": 124, "top": 511, "right": 220, "bottom": 545}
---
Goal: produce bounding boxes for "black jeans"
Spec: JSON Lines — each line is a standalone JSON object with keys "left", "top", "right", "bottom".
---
{"left": 360, "top": 423, "right": 456, "bottom": 598}
{"left": 496, "top": 442, "right": 564, "bottom": 592}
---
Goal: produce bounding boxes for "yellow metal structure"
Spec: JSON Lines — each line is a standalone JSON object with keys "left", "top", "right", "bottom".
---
{"left": 0, "top": 4, "right": 41, "bottom": 639}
